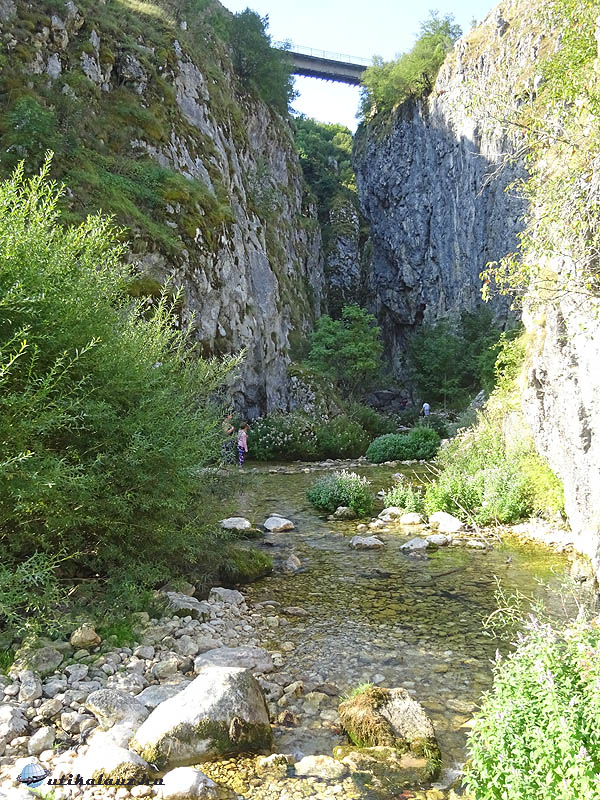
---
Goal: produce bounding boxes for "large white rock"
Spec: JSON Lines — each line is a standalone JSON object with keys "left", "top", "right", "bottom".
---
{"left": 72, "top": 742, "right": 150, "bottom": 783}
{"left": 131, "top": 666, "right": 272, "bottom": 769}
{"left": 162, "top": 593, "right": 210, "bottom": 620}
{"left": 400, "top": 512, "right": 423, "bottom": 525}
{"left": 400, "top": 537, "right": 428, "bottom": 553}
{"left": 194, "top": 646, "right": 273, "bottom": 674}
{"left": 378, "top": 507, "right": 403, "bottom": 522}
{"left": 264, "top": 516, "right": 295, "bottom": 532}
{"left": 157, "top": 767, "right": 218, "bottom": 799}
{"left": 137, "top": 682, "right": 190, "bottom": 710}
{"left": 350, "top": 535, "right": 385, "bottom": 550}
{"left": 426, "top": 533, "right": 450, "bottom": 547}
{"left": 85, "top": 689, "right": 149, "bottom": 734}
{"left": 220, "top": 517, "right": 252, "bottom": 531}
{"left": 0, "top": 705, "right": 27, "bottom": 742}
{"left": 28, "top": 726, "right": 55, "bottom": 755}
{"left": 295, "top": 754, "right": 348, "bottom": 780}
{"left": 208, "top": 587, "right": 244, "bottom": 606}
{"left": 70, "top": 623, "right": 101, "bottom": 648}
{"left": 18, "top": 670, "right": 42, "bottom": 702}
{"left": 428, "top": 511, "right": 464, "bottom": 533}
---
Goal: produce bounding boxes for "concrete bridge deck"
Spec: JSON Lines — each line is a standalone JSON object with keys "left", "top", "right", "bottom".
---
{"left": 286, "top": 46, "right": 369, "bottom": 85}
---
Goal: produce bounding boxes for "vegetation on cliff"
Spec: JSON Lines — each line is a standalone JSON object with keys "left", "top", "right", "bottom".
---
{"left": 0, "top": 164, "right": 241, "bottom": 639}
{"left": 359, "top": 11, "right": 461, "bottom": 119}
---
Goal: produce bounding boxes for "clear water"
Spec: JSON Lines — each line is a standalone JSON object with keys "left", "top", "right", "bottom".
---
{"left": 234, "top": 464, "right": 585, "bottom": 777}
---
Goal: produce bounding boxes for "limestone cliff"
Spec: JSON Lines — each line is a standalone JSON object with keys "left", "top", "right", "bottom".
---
{"left": 354, "top": 0, "right": 600, "bottom": 572}
{"left": 0, "top": 0, "right": 323, "bottom": 416}
{"left": 353, "top": 2, "right": 541, "bottom": 373}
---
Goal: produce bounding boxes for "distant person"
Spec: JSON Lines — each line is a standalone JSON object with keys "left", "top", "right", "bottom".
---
{"left": 420, "top": 401, "right": 430, "bottom": 417}
{"left": 221, "top": 413, "right": 236, "bottom": 464}
{"left": 237, "top": 422, "right": 249, "bottom": 467}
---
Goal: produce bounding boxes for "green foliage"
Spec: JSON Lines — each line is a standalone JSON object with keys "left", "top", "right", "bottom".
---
{"left": 4, "top": 97, "right": 60, "bottom": 171}
{"left": 246, "top": 412, "right": 318, "bottom": 461}
{"left": 219, "top": 547, "right": 273, "bottom": 585}
{"left": 230, "top": 10, "right": 296, "bottom": 114}
{"left": 464, "top": 614, "right": 600, "bottom": 800}
{"left": 366, "top": 428, "right": 440, "bottom": 463}
{"left": 520, "top": 453, "right": 565, "bottom": 517}
{"left": 346, "top": 401, "right": 397, "bottom": 437}
{"left": 360, "top": 12, "right": 461, "bottom": 118}
{"left": 0, "top": 162, "right": 235, "bottom": 637}
{"left": 408, "top": 308, "right": 504, "bottom": 409}
{"left": 417, "top": 414, "right": 448, "bottom": 439}
{"left": 307, "top": 470, "right": 374, "bottom": 516}
{"left": 315, "top": 416, "right": 370, "bottom": 459}
{"left": 383, "top": 480, "right": 424, "bottom": 514}
{"left": 481, "top": 0, "right": 600, "bottom": 302}
{"left": 307, "top": 305, "right": 384, "bottom": 394}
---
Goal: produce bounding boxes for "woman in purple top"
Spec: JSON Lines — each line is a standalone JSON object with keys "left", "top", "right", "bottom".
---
{"left": 237, "top": 423, "right": 248, "bottom": 467}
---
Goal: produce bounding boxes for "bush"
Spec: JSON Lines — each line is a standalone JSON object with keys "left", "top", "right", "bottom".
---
{"left": 366, "top": 428, "right": 440, "bottom": 463}
{"left": 307, "top": 305, "right": 384, "bottom": 394}
{"left": 307, "top": 471, "right": 374, "bottom": 516}
{"left": 0, "top": 162, "right": 234, "bottom": 636}
{"left": 360, "top": 12, "right": 461, "bottom": 117}
{"left": 316, "top": 415, "right": 370, "bottom": 459}
{"left": 230, "top": 10, "right": 296, "bottom": 114}
{"left": 417, "top": 414, "right": 449, "bottom": 439}
{"left": 464, "top": 615, "right": 600, "bottom": 800}
{"left": 383, "top": 480, "right": 424, "bottom": 514}
{"left": 346, "top": 401, "right": 397, "bottom": 437}
{"left": 246, "top": 412, "right": 318, "bottom": 461}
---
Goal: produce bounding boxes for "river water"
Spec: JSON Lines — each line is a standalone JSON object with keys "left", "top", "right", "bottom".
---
{"left": 229, "top": 463, "right": 585, "bottom": 795}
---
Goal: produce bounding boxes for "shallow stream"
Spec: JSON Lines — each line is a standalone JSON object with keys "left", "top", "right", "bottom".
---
{"left": 232, "top": 463, "right": 583, "bottom": 793}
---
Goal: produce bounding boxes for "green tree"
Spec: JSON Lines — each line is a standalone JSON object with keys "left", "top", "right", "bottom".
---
{"left": 360, "top": 11, "right": 462, "bottom": 117}
{"left": 230, "top": 10, "right": 296, "bottom": 114}
{"left": 0, "top": 160, "right": 237, "bottom": 635}
{"left": 307, "top": 305, "right": 384, "bottom": 393}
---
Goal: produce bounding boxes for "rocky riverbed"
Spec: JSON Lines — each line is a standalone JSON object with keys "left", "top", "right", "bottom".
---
{"left": 0, "top": 464, "right": 591, "bottom": 800}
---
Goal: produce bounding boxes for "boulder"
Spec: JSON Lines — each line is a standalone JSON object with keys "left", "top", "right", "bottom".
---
{"left": 73, "top": 742, "right": 150, "bottom": 784}
{"left": 162, "top": 592, "right": 210, "bottom": 620}
{"left": 85, "top": 689, "right": 149, "bottom": 733}
{"left": 131, "top": 666, "right": 272, "bottom": 769}
{"left": 428, "top": 511, "right": 464, "bottom": 533}
{"left": 208, "top": 587, "right": 244, "bottom": 606}
{"left": 295, "top": 754, "right": 348, "bottom": 780}
{"left": 157, "top": 767, "right": 218, "bottom": 799}
{"left": 283, "top": 606, "right": 309, "bottom": 617}
{"left": 220, "top": 516, "right": 252, "bottom": 531}
{"left": 338, "top": 686, "right": 439, "bottom": 772}
{"left": 426, "top": 533, "right": 450, "bottom": 548}
{"left": 399, "top": 513, "right": 422, "bottom": 526}
{"left": 330, "top": 506, "right": 357, "bottom": 521}
{"left": 194, "top": 646, "right": 273, "bottom": 674}
{"left": 137, "top": 682, "right": 190, "bottom": 710}
{"left": 378, "top": 507, "right": 403, "bottom": 522}
{"left": 0, "top": 705, "right": 27, "bottom": 742}
{"left": 18, "top": 671, "right": 42, "bottom": 702}
{"left": 334, "top": 744, "right": 435, "bottom": 791}
{"left": 350, "top": 536, "right": 384, "bottom": 550}
{"left": 70, "top": 623, "right": 101, "bottom": 649}
{"left": 282, "top": 554, "right": 301, "bottom": 573}
{"left": 256, "top": 753, "right": 289, "bottom": 777}
{"left": 264, "top": 516, "right": 295, "bottom": 532}
{"left": 28, "top": 726, "right": 55, "bottom": 756}
{"left": 400, "top": 537, "right": 428, "bottom": 553}
{"left": 10, "top": 645, "right": 64, "bottom": 677}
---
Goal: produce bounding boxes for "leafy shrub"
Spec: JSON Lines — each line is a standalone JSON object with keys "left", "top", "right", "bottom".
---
{"left": 396, "top": 408, "right": 420, "bottom": 427}
{"left": 417, "top": 414, "right": 449, "bottom": 438}
{"left": 366, "top": 428, "right": 440, "bottom": 463}
{"left": 307, "top": 471, "right": 374, "bottom": 516}
{"left": 316, "top": 415, "right": 370, "bottom": 459}
{"left": 307, "top": 305, "right": 384, "bottom": 394}
{"left": 383, "top": 480, "right": 424, "bottom": 514}
{"left": 464, "top": 615, "right": 600, "bottom": 800}
{"left": 408, "top": 309, "right": 504, "bottom": 409}
{"left": 0, "top": 162, "right": 234, "bottom": 636}
{"left": 346, "top": 401, "right": 397, "bottom": 437}
{"left": 246, "top": 412, "right": 318, "bottom": 461}
{"left": 360, "top": 12, "right": 461, "bottom": 117}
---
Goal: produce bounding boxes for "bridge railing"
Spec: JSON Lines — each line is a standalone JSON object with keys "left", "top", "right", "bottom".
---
{"left": 282, "top": 44, "right": 371, "bottom": 67}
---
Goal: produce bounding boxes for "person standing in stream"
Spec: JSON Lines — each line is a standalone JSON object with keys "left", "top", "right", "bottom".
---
{"left": 237, "top": 422, "right": 249, "bottom": 467}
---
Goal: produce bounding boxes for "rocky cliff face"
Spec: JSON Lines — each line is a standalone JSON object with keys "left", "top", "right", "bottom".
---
{"left": 353, "top": 3, "right": 541, "bottom": 373}
{"left": 0, "top": 0, "right": 323, "bottom": 417}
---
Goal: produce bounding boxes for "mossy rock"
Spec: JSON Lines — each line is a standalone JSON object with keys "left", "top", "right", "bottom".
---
{"left": 333, "top": 744, "right": 435, "bottom": 790}
{"left": 338, "top": 687, "right": 440, "bottom": 779}
{"left": 219, "top": 546, "right": 273, "bottom": 586}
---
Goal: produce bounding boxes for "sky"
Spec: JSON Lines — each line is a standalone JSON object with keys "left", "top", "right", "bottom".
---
{"left": 220, "top": 0, "right": 499, "bottom": 130}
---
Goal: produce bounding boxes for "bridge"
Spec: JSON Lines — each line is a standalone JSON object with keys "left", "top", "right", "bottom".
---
{"left": 285, "top": 46, "right": 369, "bottom": 86}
